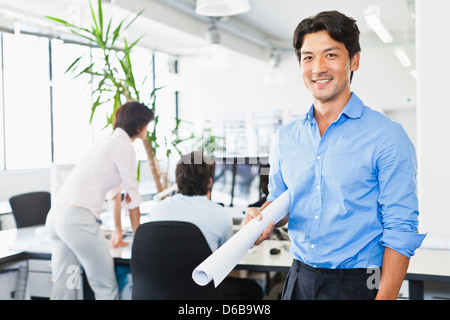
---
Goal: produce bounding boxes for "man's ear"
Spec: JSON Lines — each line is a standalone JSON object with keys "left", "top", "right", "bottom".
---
{"left": 208, "top": 177, "right": 213, "bottom": 188}
{"left": 350, "top": 52, "right": 360, "bottom": 72}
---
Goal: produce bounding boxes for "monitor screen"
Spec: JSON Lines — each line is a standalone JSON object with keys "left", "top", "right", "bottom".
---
{"left": 211, "top": 157, "right": 269, "bottom": 208}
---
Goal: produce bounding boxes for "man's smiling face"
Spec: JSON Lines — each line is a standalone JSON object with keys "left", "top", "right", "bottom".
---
{"left": 300, "top": 30, "right": 360, "bottom": 104}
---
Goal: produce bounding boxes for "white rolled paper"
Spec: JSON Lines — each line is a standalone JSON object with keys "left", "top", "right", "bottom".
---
{"left": 192, "top": 190, "right": 290, "bottom": 287}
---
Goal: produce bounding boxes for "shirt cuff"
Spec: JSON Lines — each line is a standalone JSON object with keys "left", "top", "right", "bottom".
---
{"left": 380, "top": 229, "right": 427, "bottom": 258}
{"left": 122, "top": 192, "right": 142, "bottom": 211}
{"left": 105, "top": 185, "right": 123, "bottom": 201}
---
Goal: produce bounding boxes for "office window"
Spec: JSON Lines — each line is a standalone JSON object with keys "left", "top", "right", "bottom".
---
{"left": 87, "top": 47, "right": 156, "bottom": 147}
{"left": 129, "top": 47, "right": 155, "bottom": 161}
{"left": 0, "top": 35, "right": 4, "bottom": 170}
{"left": 51, "top": 40, "right": 93, "bottom": 164}
{"left": 223, "top": 120, "right": 246, "bottom": 156}
{"left": 88, "top": 47, "right": 116, "bottom": 143}
{"left": 0, "top": 31, "right": 175, "bottom": 170}
{"left": 2, "top": 33, "right": 51, "bottom": 170}
{"left": 153, "top": 52, "right": 177, "bottom": 160}
{"left": 132, "top": 47, "right": 155, "bottom": 107}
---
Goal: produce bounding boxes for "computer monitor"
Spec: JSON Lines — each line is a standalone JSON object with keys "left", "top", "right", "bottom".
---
{"left": 211, "top": 157, "right": 269, "bottom": 208}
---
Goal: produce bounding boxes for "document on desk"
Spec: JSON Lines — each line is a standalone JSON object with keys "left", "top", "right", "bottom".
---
{"left": 192, "top": 190, "right": 290, "bottom": 287}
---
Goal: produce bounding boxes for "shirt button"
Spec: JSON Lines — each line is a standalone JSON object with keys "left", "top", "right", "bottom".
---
{"left": 316, "top": 155, "right": 321, "bottom": 160}
{"left": 316, "top": 185, "right": 320, "bottom": 190}
{"left": 310, "top": 244, "right": 315, "bottom": 248}
{"left": 314, "top": 215, "right": 319, "bottom": 220}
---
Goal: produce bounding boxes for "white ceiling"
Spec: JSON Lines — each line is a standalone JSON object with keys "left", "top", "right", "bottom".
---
{"left": 233, "top": 0, "right": 415, "bottom": 47}
{"left": 0, "top": 0, "right": 418, "bottom": 115}
{"left": 0, "top": 0, "right": 417, "bottom": 109}
{"left": 0, "top": 0, "right": 416, "bottom": 54}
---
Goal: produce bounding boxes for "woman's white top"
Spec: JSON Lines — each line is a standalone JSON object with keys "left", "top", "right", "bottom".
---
{"left": 55, "top": 128, "right": 141, "bottom": 218}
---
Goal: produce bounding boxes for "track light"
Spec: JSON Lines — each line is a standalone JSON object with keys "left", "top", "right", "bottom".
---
{"left": 364, "top": 5, "right": 393, "bottom": 43}
{"left": 394, "top": 47, "right": 412, "bottom": 68}
{"left": 262, "top": 48, "right": 287, "bottom": 85}
{"left": 198, "top": 18, "right": 230, "bottom": 69}
{"left": 196, "top": 0, "right": 250, "bottom": 17}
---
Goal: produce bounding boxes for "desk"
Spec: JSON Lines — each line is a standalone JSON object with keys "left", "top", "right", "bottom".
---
{"left": 405, "top": 249, "right": 450, "bottom": 299}
{"left": 1, "top": 225, "right": 450, "bottom": 300}
{"left": 0, "top": 200, "right": 12, "bottom": 230}
{"left": 236, "top": 240, "right": 292, "bottom": 273}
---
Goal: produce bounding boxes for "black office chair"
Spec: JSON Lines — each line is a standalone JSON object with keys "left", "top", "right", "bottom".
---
{"left": 9, "top": 191, "right": 51, "bottom": 228}
{"left": 131, "top": 221, "right": 226, "bottom": 300}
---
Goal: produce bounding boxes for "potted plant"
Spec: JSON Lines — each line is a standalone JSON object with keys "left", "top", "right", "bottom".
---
{"left": 47, "top": 0, "right": 190, "bottom": 193}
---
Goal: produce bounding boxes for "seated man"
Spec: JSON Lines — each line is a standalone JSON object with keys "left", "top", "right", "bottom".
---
{"left": 148, "top": 150, "right": 263, "bottom": 299}
{"left": 148, "top": 151, "right": 232, "bottom": 252}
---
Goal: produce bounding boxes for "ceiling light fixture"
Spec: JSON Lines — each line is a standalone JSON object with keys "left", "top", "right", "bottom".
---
{"left": 198, "top": 18, "right": 230, "bottom": 69}
{"left": 195, "top": 0, "right": 250, "bottom": 17}
{"left": 364, "top": 5, "right": 393, "bottom": 43}
{"left": 262, "top": 48, "right": 287, "bottom": 85}
{"left": 394, "top": 47, "right": 412, "bottom": 68}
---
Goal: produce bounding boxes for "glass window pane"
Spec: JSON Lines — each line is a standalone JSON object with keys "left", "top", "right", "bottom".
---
{"left": 0, "top": 35, "right": 5, "bottom": 170}
{"left": 51, "top": 40, "right": 93, "bottom": 164}
{"left": 130, "top": 48, "right": 154, "bottom": 161}
{"left": 3, "top": 33, "right": 51, "bottom": 170}
{"left": 131, "top": 47, "right": 154, "bottom": 107}
{"left": 89, "top": 47, "right": 115, "bottom": 142}
{"left": 154, "top": 52, "right": 176, "bottom": 159}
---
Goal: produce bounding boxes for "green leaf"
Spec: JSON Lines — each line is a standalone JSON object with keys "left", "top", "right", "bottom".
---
{"left": 64, "top": 56, "right": 83, "bottom": 74}
{"left": 69, "top": 30, "right": 97, "bottom": 43}
{"left": 137, "top": 160, "right": 141, "bottom": 182}
{"left": 97, "top": 0, "right": 103, "bottom": 38}
{"left": 89, "top": 1, "right": 99, "bottom": 33}
{"left": 111, "top": 20, "right": 124, "bottom": 45}
{"left": 73, "top": 62, "right": 95, "bottom": 79}
{"left": 46, "top": 16, "right": 91, "bottom": 33}
{"left": 90, "top": 95, "right": 103, "bottom": 124}
{"left": 91, "top": 26, "right": 106, "bottom": 50}
{"left": 126, "top": 34, "right": 144, "bottom": 52}
{"left": 105, "top": 18, "right": 112, "bottom": 45}
{"left": 123, "top": 9, "right": 144, "bottom": 31}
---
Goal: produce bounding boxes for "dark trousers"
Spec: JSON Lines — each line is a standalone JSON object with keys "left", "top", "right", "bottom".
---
{"left": 282, "top": 260, "right": 378, "bottom": 300}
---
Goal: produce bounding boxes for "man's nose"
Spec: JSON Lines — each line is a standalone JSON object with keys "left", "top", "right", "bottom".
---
{"left": 312, "top": 57, "right": 327, "bottom": 74}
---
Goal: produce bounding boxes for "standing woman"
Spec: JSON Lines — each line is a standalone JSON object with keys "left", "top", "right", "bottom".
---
{"left": 46, "top": 101, "right": 154, "bottom": 299}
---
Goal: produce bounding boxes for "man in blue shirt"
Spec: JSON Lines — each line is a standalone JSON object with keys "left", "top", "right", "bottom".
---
{"left": 244, "top": 11, "right": 425, "bottom": 300}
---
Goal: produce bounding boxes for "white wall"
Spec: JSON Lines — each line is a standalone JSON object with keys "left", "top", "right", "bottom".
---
{"left": 353, "top": 43, "right": 416, "bottom": 112}
{"left": 0, "top": 169, "right": 50, "bottom": 201}
{"left": 177, "top": 41, "right": 417, "bottom": 148}
{"left": 384, "top": 109, "right": 417, "bottom": 147}
{"left": 416, "top": 0, "right": 450, "bottom": 237}
{"left": 177, "top": 50, "right": 311, "bottom": 156}
{"left": 178, "top": 50, "right": 309, "bottom": 124}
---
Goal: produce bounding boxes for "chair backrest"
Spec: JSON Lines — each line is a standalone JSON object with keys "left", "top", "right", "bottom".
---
{"left": 130, "top": 221, "right": 224, "bottom": 300}
{"left": 9, "top": 191, "right": 51, "bottom": 228}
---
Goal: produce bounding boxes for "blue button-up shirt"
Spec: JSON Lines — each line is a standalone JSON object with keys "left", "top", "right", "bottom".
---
{"left": 267, "top": 93, "right": 426, "bottom": 269}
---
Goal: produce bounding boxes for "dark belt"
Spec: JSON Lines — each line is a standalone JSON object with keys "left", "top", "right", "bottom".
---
{"left": 282, "top": 260, "right": 380, "bottom": 300}
{"left": 293, "top": 259, "right": 377, "bottom": 280}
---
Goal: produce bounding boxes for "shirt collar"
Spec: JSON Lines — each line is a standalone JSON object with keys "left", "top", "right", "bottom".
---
{"left": 302, "top": 92, "right": 364, "bottom": 124}
{"left": 341, "top": 93, "right": 364, "bottom": 119}
{"left": 113, "top": 127, "right": 132, "bottom": 142}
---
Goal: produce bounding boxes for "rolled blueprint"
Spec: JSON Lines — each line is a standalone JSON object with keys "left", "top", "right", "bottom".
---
{"left": 192, "top": 190, "right": 290, "bottom": 287}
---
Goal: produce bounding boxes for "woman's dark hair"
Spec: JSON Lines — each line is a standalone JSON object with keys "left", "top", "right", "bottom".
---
{"left": 113, "top": 101, "right": 154, "bottom": 137}
{"left": 293, "top": 11, "right": 361, "bottom": 81}
{"left": 176, "top": 151, "right": 215, "bottom": 196}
